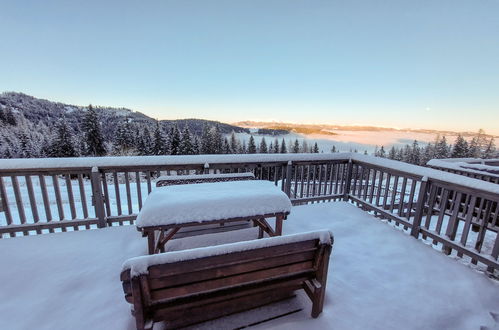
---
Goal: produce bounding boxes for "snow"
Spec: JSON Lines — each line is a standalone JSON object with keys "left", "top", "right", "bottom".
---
{"left": 1, "top": 202, "right": 498, "bottom": 330}
{"left": 123, "top": 230, "right": 332, "bottom": 277}
{"left": 155, "top": 172, "right": 255, "bottom": 182}
{"left": 428, "top": 159, "right": 499, "bottom": 178}
{"left": 135, "top": 180, "right": 292, "bottom": 227}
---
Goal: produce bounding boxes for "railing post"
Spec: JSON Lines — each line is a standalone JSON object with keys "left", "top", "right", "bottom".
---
{"left": 91, "top": 166, "right": 107, "bottom": 228}
{"left": 410, "top": 177, "right": 428, "bottom": 239}
{"left": 343, "top": 159, "right": 353, "bottom": 201}
{"left": 285, "top": 161, "right": 293, "bottom": 196}
{"left": 204, "top": 162, "right": 210, "bottom": 174}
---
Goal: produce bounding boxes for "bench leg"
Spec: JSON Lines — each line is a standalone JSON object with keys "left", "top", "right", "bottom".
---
{"left": 146, "top": 231, "right": 155, "bottom": 255}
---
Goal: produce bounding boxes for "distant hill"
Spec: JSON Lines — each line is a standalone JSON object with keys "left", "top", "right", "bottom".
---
{"left": 234, "top": 121, "right": 499, "bottom": 138}
{"left": 0, "top": 92, "right": 250, "bottom": 140}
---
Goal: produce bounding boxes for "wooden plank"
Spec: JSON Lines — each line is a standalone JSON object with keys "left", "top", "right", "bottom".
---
{"left": 148, "top": 250, "right": 316, "bottom": 290}
{"left": 77, "top": 174, "right": 89, "bottom": 220}
{"left": 25, "top": 175, "right": 41, "bottom": 234}
{"left": 443, "top": 192, "right": 463, "bottom": 255}
{"left": 39, "top": 175, "right": 53, "bottom": 233}
{"left": 150, "top": 261, "right": 314, "bottom": 301}
{"left": 457, "top": 196, "right": 477, "bottom": 257}
{"left": 382, "top": 173, "right": 391, "bottom": 210}
{"left": 389, "top": 176, "right": 399, "bottom": 213}
{"left": 146, "top": 171, "right": 152, "bottom": 195}
{"left": 113, "top": 171, "right": 122, "bottom": 217}
{"left": 0, "top": 177, "right": 14, "bottom": 234}
{"left": 368, "top": 169, "right": 377, "bottom": 204}
{"left": 349, "top": 195, "right": 413, "bottom": 228}
{"left": 101, "top": 173, "right": 111, "bottom": 217}
{"left": 124, "top": 171, "right": 132, "bottom": 214}
{"left": 143, "top": 240, "right": 319, "bottom": 280}
{"left": 397, "top": 177, "right": 408, "bottom": 218}
{"left": 65, "top": 174, "right": 77, "bottom": 220}
{"left": 0, "top": 218, "right": 100, "bottom": 234}
{"left": 433, "top": 189, "right": 449, "bottom": 244}
{"left": 11, "top": 176, "right": 27, "bottom": 231}
{"left": 136, "top": 172, "right": 142, "bottom": 210}
{"left": 52, "top": 175, "right": 65, "bottom": 223}
{"left": 291, "top": 194, "right": 343, "bottom": 205}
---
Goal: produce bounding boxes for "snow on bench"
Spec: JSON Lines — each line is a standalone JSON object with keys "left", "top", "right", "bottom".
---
{"left": 120, "top": 230, "right": 333, "bottom": 329}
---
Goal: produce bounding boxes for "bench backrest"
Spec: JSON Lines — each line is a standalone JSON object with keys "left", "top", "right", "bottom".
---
{"left": 121, "top": 231, "right": 332, "bottom": 308}
{"left": 155, "top": 172, "right": 255, "bottom": 187}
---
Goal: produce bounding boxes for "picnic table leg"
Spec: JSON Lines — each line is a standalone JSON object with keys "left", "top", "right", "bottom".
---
{"left": 275, "top": 214, "right": 284, "bottom": 236}
{"left": 147, "top": 231, "right": 155, "bottom": 255}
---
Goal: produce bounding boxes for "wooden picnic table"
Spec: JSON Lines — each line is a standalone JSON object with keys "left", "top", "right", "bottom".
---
{"left": 136, "top": 180, "right": 292, "bottom": 254}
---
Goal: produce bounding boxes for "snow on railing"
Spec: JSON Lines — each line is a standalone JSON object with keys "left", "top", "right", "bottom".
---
{"left": 427, "top": 158, "right": 499, "bottom": 184}
{"left": 0, "top": 153, "right": 498, "bottom": 275}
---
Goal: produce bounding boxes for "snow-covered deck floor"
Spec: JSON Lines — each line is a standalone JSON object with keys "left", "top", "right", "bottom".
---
{"left": 1, "top": 202, "right": 498, "bottom": 330}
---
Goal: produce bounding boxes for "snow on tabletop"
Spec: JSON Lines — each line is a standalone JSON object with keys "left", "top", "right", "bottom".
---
{"left": 135, "top": 180, "right": 292, "bottom": 227}
{"left": 122, "top": 230, "right": 333, "bottom": 277}
{"left": 155, "top": 172, "right": 255, "bottom": 182}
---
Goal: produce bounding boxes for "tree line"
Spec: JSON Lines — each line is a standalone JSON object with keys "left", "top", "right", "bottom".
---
{"left": 370, "top": 130, "right": 496, "bottom": 165}
{"left": 0, "top": 105, "right": 321, "bottom": 158}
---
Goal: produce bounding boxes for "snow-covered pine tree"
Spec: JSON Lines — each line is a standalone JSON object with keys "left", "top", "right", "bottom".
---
{"left": 331, "top": 145, "right": 337, "bottom": 153}
{"left": 137, "top": 127, "right": 153, "bottom": 156}
{"left": 411, "top": 140, "right": 421, "bottom": 165}
{"left": 388, "top": 146, "right": 397, "bottom": 160}
{"left": 200, "top": 124, "right": 213, "bottom": 154}
{"left": 484, "top": 138, "right": 496, "bottom": 158}
{"left": 313, "top": 142, "right": 319, "bottom": 153}
{"left": 212, "top": 125, "right": 223, "bottom": 154}
{"left": 179, "top": 126, "right": 195, "bottom": 155}
{"left": 269, "top": 142, "right": 273, "bottom": 153}
{"left": 82, "top": 105, "right": 106, "bottom": 156}
{"left": 259, "top": 137, "right": 268, "bottom": 153}
{"left": 50, "top": 118, "right": 78, "bottom": 157}
{"left": 451, "top": 135, "right": 469, "bottom": 158}
{"left": 151, "top": 121, "right": 167, "bottom": 155}
{"left": 248, "top": 136, "right": 257, "bottom": 154}
{"left": 301, "top": 140, "right": 308, "bottom": 153}
{"left": 222, "top": 137, "right": 231, "bottom": 154}
{"left": 113, "top": 117, "right": 135, "bottom": 155}
{"left": 273, "top": 138, "right": 279, "bottom": 154}
{"left": 4, "top": 107, "right": 17, "bottom": 126}
{"left": 229, "top": 131, "right": 239, "bottom": 154}
{"left": 168, "top": 124, "right": 181, "bottom": 155}
{"left": 434, "top": 136, "right": 449, "bottom": 159}
{"left": 292, "top": 139, "right": 300, "bottom": 153}
{"left": 239, "top": 140, "right": 247, "bottom": 154}
{"left": 280, "top": 139, "right": 287, "bottom": 153}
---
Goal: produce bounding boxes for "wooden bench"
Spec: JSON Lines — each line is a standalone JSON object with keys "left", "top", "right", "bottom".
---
{"left": 120, "top": 230, "right": 333, "bottom": 329}
{"left": 155, "top": 172, "right": 255, "bottom": 187}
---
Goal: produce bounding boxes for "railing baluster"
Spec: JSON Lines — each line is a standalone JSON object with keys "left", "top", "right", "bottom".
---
{"left": 11, "top": 176, "right": 27, "bottom": 234}
{"left": 25, "top": 175, "right": 40, "bottom": 234}
{"left": 39, "top": 175, "right": 53, "bottom": 233}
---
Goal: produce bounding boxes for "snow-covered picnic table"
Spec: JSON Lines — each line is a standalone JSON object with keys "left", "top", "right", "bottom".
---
{"left": 136, "top": 180, "right": 292, "bottom": 254}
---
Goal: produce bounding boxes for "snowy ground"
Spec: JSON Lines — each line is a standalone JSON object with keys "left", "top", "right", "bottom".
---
{"left": 1, "top": 202, "right": 498, "bottom": 330}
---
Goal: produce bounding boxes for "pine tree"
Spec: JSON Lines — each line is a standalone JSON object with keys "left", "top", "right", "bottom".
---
{"left": 420, "top": 143, "right": 434, "bottom": 165}
{"left": 434, "top": 136, "right": 449, "bottom": 159}
{"left": 292, "top": 139, "right": 300, "bottom": 153}
{"left": 388, "top": 146, "right": 397, "bottom": 160}
{"left": 273, "top": 138, "right": 279, "bottom": 154}
{"left": 82, "top": 105, "right": 106, "bottom": 156}
{"left": 410, "top": 140, "right": 421, "bottom": 165}
{"left": 192, "top": 136, "right": 201, "bottom": 154}
{"left": 179, "top": 126, "right": 195, "bottom": 155}
{"left": 239, "top": 140, "right": 247, "bottom": 154}
{"left": 248, "top": 136, "right": 257, "bottom": 154}
{"left": 212, "top": 125, "right": 223, "bottom": 154}
{"left": 484, "top": 138, "right": 496, "bottom": 158}
{"left": 168, "top": 124, "right": 181, "bottom": 155}
{"left": 222, "top": 137, "right": 231, "bottom": 154}
{"left": 200, "top": 124, "right": 213, "bottom": 154}
{"left": 151, "top": 121, "right": 167, "bottom": 155}
{"left": 137, "top": 127, "right": 153, "bottom": 156}
{"left": 114, "top": 117, "right": 135, "bottom": 155}
{"left": 259, "top": 137, "right": 268, "bottom": 153}
{"left": 4, "top": 107, "right": 17, "bottom": 126}
{"left": 280, "top": 139, "right": 287, "bottom": 153}
{"left": 229, "top": 131, "right": 239, "bottom": 154}
{"left": 313, "top": 142, "right": 319, "bottom": 153}
{"left": 50, "top": 119, "right": 78, "bottom": 157}
{"left": 331, "top": 145, "right": 337, "bottom": 153}
{"left": 468, "top": 137, "right": 480, "bottom": 158}
{"left": 301, "top": 140, "right": 309, "bottom": 153}
{"left": 451, "top": 135, "right": 469, "bottom": 158}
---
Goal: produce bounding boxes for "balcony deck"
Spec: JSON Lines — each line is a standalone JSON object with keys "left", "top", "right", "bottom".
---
{"left": 1, "top": 201, "right": 498, "bottom": 330}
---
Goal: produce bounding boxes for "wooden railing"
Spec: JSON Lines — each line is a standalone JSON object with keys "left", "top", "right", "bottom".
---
{"left": 428, "top": 159, "right": 499, "bottom": 184}
{"left": 0, "top": 154, "right": 498, "bottom": 275}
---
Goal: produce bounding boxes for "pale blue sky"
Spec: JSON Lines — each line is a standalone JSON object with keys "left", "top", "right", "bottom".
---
{"left": 1, "top": 0, "right": 498, "bottom": 134}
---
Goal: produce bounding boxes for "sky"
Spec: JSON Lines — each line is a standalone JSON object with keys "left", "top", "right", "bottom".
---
{"left": 1, "top": 0, "right": 498, "bottom": 134}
